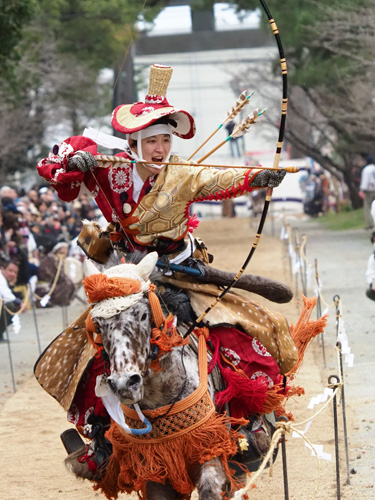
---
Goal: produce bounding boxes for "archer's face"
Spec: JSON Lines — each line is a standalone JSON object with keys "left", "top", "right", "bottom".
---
{"left": 132, "top": 134, "right": 171, "bottom": 176}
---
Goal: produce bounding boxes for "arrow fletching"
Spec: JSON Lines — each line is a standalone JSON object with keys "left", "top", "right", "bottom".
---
{"left": 231, "top": 108, "right": 266, "bottom": 139}
{"left": 223, "top": 90, "right": 254, "bottom": 124}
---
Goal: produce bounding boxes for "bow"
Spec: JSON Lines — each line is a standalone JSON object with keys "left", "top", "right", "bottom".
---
{"left": 183, "top": 0, "right": 288, "bottom": 337}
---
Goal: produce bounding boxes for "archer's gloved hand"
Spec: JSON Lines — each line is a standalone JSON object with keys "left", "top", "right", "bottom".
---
{"left": 249, "top": 169, "right": 286, "bottom": 188}
{"left": 67, "top": 151, "right": 98, "bottom": 172}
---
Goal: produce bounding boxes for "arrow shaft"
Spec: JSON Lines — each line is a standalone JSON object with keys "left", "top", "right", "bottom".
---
{"left": 94, "top": 155, "right": 299, "bottom": 173}
{"left": 186, "top": 128, "right": 220, "bottom": 161}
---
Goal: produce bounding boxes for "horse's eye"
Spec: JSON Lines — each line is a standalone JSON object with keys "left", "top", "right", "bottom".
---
{"left": 95, "top": 323, "right": 101, "bottom": 333}
{"left": 141, "top": 312, "right": 147, "bottom": 322}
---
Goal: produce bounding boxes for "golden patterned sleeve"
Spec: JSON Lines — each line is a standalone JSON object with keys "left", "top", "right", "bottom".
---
{"left": 183, "top": 164, "right": 260, "bottom": 202}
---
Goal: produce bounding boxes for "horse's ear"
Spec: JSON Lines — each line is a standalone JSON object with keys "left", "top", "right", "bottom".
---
{"left": 84, "top": 259, "right": 101, "bottom": 277}
{"left": 136, "top": 252, "right": 158, "bottom": 280}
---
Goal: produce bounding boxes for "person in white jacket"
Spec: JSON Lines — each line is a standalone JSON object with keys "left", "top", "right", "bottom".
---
{"left": 365, "top": 232, "right": 375, "bottom": 301}
{"left": 359, "top": 155, "right": 375, "bottom": 229}
{"left": 0, "top": 259, "right": 24, "bottom": 341}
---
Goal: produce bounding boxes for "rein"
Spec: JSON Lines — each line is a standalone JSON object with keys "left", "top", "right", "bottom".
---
{"left": 86, "top": 313, "right": 104, "bottom": 357}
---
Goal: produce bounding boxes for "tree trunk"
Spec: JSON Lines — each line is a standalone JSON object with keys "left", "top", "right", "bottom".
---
{"left": 342, "top": 167, "right": 363, "bottom": 209}
{"left": 71, "top": 107, "right": 79, "bottom": 136}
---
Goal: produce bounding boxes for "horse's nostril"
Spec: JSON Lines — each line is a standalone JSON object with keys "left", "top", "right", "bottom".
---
{"left": 108, "top": 378, "right": 118, "bottom": 392}
{"left": 128, "top": 374, "right": 142, "bottom": 388}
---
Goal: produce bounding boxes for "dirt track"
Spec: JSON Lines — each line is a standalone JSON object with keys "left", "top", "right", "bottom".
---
{"left": 0, "top": 216, "right": 374, "bottom": 499}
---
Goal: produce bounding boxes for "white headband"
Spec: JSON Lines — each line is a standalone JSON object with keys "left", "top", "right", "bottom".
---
{"left": 128, "top": 123, "right": 173, "bottom": 169}
{"left": 129, "top": 123, "right": 172, "bottom": 141}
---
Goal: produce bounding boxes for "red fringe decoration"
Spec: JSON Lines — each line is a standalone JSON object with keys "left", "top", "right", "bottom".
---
{"left": 262, "top": 380, "right": 305, "bottom": 419}
{"left": 94, "top": 413, "right": 242, "bottom": 500}
{"left": 262, "top": 382, "right": 288, "bottom": 416}
{"left": 187, "top": 214, "right": 200, "bottom": 232}
{"left": 288, "top": 296, "right": 328, "bottom": 377}
{"left": 149, "top": 313, "right": 190, "bottom": 372}
{"left": 215, "top": 366, "right": 268, "bottom": 419}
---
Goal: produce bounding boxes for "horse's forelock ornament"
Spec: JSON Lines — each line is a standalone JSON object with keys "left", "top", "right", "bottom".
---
{"left": 83, "top": 252, "right": 159, "bottom": 319}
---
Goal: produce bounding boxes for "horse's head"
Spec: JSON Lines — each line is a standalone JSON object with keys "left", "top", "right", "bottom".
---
{"left": 83, "top": 252, "right": 158, "bottom": 405}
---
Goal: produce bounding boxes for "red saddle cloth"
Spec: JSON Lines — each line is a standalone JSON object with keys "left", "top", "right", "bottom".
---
{"left": 208, "top": 325, "right": 282, "bottom": 419}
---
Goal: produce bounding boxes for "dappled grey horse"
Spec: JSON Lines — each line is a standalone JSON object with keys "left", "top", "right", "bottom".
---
{"left": 66, "top": 252, "right": 275, "bottom": 499}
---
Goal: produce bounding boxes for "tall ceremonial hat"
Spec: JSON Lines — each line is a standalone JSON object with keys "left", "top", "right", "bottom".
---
{"left": 112, "top": 64, "right": 196, "bottom": 139}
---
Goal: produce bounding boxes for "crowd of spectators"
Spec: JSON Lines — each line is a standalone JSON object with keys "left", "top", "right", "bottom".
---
{"left": 0, "top": 183, "right": 101, "bottom": 339}
{"left": 0, "top": 183, "right": 102, "bottom": 271}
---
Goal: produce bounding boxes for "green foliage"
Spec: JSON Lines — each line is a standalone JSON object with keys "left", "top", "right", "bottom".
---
{"left": 314, "top": 208, "right": 365, "bottom": 230}
{"left": 0, "top": 0, "right": 38, "bottom": 75}
{"left": 35, "top": 0, "right": 144, "bottom": 70}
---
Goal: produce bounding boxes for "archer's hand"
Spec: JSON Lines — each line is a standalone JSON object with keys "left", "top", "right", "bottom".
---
{"left": 67, "top": 151, "right": 98, "bottom": 172}
{"left": 250, "top": 169, "right": 286, "bottom": 188}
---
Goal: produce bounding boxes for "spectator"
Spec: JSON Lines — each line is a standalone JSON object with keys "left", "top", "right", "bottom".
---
{"left": 0, "top": 208, "right": 10, "bottom": 261}
{"left": 0, "top": 184, "right": 90, "bottom": 312}
{"left": 1, "top": 211, "right": 37, "bottom": 286}
{"left": 303, "top": 174, "right": 324, "bottom": 217}
{"left": 36, "top": 242, "right": 76, "bottom": 307}
{"left": 359, "top": 154, "right": 375, "bottom": 229}
{"left": 0, "top": 186, "right": 18, "bottom": 202}
{"left": 366, "top": 231, "right": 375, "bottom": 301}
{"left": 1, "top": 196, "right": 19, "bottom": 214}
{"left": 225, "top": 120, "right": 242, "bottom": 158}
{"left": 0, "top": 259, "right": 25, "bottom": 341}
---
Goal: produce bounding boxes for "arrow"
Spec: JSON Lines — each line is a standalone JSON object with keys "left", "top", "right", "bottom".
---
{"left": 187, "top": 90, "right": 254, "bottom": 161}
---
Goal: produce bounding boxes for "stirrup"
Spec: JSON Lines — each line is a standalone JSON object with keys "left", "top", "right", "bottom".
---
{"left": 60, "top": 428, "right": 85, "bottom": 455}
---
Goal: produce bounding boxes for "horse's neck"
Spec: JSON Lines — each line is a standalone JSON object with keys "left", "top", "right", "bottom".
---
{"left": 139, "top": 346, "right": 200, "bottom": 410}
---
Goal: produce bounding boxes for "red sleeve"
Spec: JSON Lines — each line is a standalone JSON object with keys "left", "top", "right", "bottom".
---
{"left": 36, "top": 136, "right": 99, "bottom": 202}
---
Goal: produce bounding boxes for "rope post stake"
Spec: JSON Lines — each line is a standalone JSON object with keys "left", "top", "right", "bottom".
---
{"left": 278, "top": 415, "right": 290, "bottom": 500}
{"left": 293, "top": 228, "right": 300, "bottom": 297}
{"left": 299, "top": 233, "right": 308, "bottom": 296}
{"left": 314, "top": 259, "right": 326, "bottom": 368}
{"left": 329, "top": 374, "right": 341, "bottom": 500}
{"left": 30, "top": 289, "right": 42, "bottom": 356}
{"left": 284, "top": 222, "right": 294, "bottom": 284}
{"left": 1, "top": 307, "right": 16, "bottom": 393}
{"left": 61, "top": 305, "right": 69, "bottom": 330}
{"left": 333, "top": 295, "right": 351, "bottom": 486}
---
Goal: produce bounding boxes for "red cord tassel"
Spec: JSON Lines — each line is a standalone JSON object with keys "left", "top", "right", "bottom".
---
{"left": 215, "top": 366, "right": 268, "bottom": 419}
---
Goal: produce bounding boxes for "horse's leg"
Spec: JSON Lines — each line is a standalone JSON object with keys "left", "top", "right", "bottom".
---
{"left": 194, "top": 458, "right": 229, "bottom": 500}
{"left": 146, "top": 481, "right": 181, "bottom": 500}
